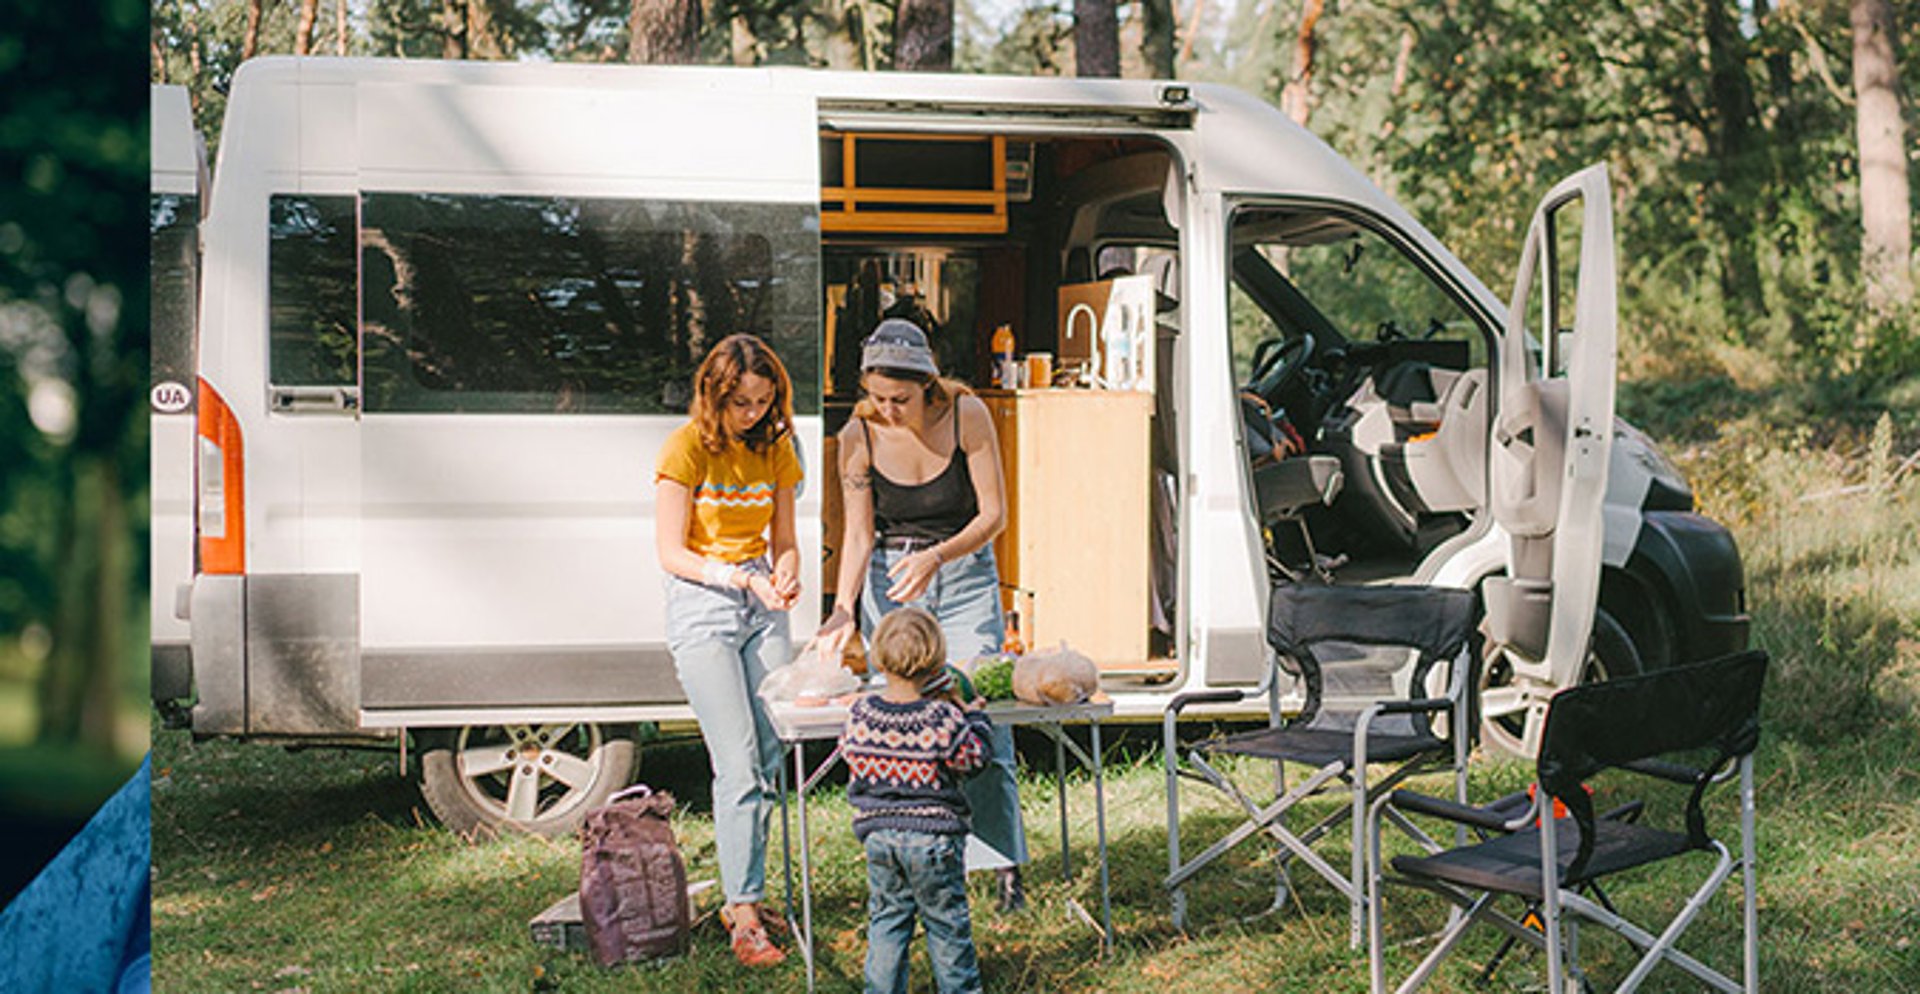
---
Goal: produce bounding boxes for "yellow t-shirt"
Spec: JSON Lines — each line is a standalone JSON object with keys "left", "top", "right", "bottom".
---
{"left": 656, "top": 423, "right": 803, "bottom": 563}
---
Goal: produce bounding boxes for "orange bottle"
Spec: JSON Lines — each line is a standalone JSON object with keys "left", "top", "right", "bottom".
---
{"left": 991, "top": 323, "right": 1017, "bottom": 388}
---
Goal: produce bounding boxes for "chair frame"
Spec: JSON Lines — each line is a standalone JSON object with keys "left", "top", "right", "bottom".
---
{"left": 1366, "top": 649, "right": 1767, "bottom": 994}
{"left": 1163, "top": 584, "right": 1478, "bottom": 946}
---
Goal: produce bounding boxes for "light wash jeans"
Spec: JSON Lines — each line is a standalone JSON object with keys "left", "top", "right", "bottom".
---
{"left": 665, "top": 561, "right": 787, "bottom": 904}
{"left": 862, "top": 543, "right": 1030, "bottom": 867}
{"left": 862, "top": 828, "right": 982, "bottom": 994}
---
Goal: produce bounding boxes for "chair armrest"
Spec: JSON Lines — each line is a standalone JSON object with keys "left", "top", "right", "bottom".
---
{"left": 1623, "top": 758, "right": 1709, "bottom": 785}
{"left": 1167, "top": 688, "right": 1248, "bottom": 716}
{"left": 1374, "top": 696, "right": 1453, "bottom": 717}
{"left": 1390, "top": 789, "right": 1517, "bottom": 833}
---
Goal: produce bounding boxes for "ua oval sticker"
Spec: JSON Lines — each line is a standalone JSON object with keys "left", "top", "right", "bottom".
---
{"left": 151, "top": 381, "right": 193, "bottom": 414}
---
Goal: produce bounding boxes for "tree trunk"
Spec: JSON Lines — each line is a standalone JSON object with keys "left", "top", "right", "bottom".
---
{"left": 893, "top": 0, "right": 953, "bottom": 71}
{"left": 730, "top": 13, "right": 758, "bottom": 66}
{"left": 442, "top": 0, "right": 466, "bottom": 59}
{"left": 241, "top": 0, "right": 264, "bottom": 60}
{"left": 336, "top": 0, "right": 350, "bottom": 55}
{"left": 1702, "top": 0, "right": 1764, "bottom": 314}
{"left": 1279, "top": 0, "right": 1326, "bottom": 126}
{"left": 1176, "top": 0, "right": 1204, "bottom": 69}
{"left": 37, "top": 457, "right": 126, "bottom": 752}
{"left": 151, "top": 36, "right": 167, "bottom": 83}
{"left": 468, "top": 0, "right": 502, "bottom": 58}
{"left": 629, "top": 0, "right": 700, "bottom": 65}
{"left": 1074, "top": 0, "right": 1120, "bottom": 77}
{"left": 294, "top": 0, "right": 319, "bottom": 55}
{"left": 1853, "top": 0, "right": 1914, "bottom": 316}
{"left": 1140, "top": 0, "right": 1175, "bottom": 78}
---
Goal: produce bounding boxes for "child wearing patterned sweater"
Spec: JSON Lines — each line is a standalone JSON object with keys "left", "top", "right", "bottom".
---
{"left": 840, "top": 606, "right": 993, "bottom": 994}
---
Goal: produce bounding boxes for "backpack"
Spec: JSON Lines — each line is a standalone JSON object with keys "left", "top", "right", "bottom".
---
{"left": 578, "top": 784, "right": 689, "bottom": 966}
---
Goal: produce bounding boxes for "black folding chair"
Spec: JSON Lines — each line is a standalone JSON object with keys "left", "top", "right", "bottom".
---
{"left": 1367, "top": 649, "right": 1767, "bottom": 993}
{"left": 1163, "top": 583, "right": 1478, "bottom": 945}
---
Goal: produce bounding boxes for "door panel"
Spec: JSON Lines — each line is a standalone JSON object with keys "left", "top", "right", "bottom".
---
{"left": 356, "top": 87, "right": 822, "bottom": 710}
{"left": 1487, "top": 165, "right": 1618, "bottom": 692}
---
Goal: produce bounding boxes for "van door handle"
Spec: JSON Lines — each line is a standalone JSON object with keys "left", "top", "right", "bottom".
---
{"left": 269, "top": 385, "right": 360, "bottom": 414}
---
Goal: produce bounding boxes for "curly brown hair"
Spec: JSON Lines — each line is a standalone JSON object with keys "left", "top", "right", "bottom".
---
{"left": 690, "top": 334, "right": 795, "bottom": 454}
{"left": 869, "top": 607, "right": 947, "bottom": 681}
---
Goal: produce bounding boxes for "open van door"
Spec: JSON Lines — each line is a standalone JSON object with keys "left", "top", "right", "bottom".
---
{"left": 353, "top": 78, "right": 822, "bottom": 834}
{"left": 150, "top": 84, "right": 206, "bottom": 715}
{"left": 1480, "top": 165, "right": 1618, "bottom": 756}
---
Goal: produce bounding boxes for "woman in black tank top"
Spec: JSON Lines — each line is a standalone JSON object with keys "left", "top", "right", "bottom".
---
{"left": 818, "top": 318, "right": 1031, "bottom": 910}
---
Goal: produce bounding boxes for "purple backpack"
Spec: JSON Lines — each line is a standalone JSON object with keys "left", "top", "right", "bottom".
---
{"left": 578, "top": 785, "right": 689, "bottom": 965}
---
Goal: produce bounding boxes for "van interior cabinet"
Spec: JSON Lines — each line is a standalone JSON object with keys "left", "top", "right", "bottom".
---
{"left": 981, "top": 389, "right": 1153, "bottom": 671}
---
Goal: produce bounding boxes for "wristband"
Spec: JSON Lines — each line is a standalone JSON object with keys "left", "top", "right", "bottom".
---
{"left": 701, "top": 561, "right": 741, "bottom": 590}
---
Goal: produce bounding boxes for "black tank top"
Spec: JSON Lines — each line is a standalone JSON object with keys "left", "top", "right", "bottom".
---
{"left": 864, "top": 410, "right": 977, "bottom": 544}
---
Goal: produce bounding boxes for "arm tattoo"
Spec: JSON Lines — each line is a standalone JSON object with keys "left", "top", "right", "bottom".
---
{"left": 842, "top": 473, "right": 871, "bottom": 493}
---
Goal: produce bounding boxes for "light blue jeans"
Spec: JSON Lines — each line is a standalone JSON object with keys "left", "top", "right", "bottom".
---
{"left": 862, "top": 829, "right": 982, "bottom": 994}
{"left": 862, "top": 543, "right": 1029, "bottom": 866}
{"left": 665, "top": 562, "right": 787, "bottom": 904}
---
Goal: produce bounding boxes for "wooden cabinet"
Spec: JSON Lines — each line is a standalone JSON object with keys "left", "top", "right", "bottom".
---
{"left": 980, "top": 389, "right": 1153, "bottom": 671}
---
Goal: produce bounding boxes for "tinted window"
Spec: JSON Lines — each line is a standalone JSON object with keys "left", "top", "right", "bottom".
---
{"left": 359, "top": 194, "right": 820, "bottom": 415}
{"left": 150, "top": 194, "right": 198, "bottom": 394}
{"left": 269, "top": 194, "right": 359, "bottom": 386}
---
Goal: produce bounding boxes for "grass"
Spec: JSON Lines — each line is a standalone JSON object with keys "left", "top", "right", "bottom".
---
{"left": 153, "top": 417, "right": 1920, "bottom": 992}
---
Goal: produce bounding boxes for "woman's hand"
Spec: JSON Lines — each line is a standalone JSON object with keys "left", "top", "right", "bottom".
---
{"left": 745, "top": 572, "right": 795, "bottom": 612}
{"left": 816, "top": 605, "right": 856, "bottom": 666}
{"left": 885, "top": 548, "right": 942, "bottom": 603}
{"left": 772, "top": 561, "right": 801, "bottom": 604}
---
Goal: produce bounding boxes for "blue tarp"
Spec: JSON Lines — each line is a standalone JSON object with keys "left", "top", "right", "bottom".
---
{"left": 0, "top": 755, "right": 150, "bottom": 993}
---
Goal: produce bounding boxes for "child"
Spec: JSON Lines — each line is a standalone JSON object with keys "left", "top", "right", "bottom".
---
{"left": 839, "top": 607, "right": 993, "bottom": 994}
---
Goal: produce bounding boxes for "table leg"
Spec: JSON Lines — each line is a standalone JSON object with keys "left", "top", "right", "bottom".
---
{"left": 1056, "top": 729, "right": 1071, "bottom": 881}
{"left": 1092, "top": 719, "right": 1113, "bottom": 954}
{"left": 779, "top": 746, "right": 794, "bottom": 926}
{"left": 795, "top": 742, "right": 816, "bottom": 992}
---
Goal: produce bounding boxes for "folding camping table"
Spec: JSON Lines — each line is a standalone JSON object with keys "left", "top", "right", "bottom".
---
{"left": 768, "top": 697, "right": 1115, "bottom": 991}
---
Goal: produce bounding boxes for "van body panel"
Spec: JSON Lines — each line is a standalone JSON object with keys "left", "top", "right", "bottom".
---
{"left": 246, "top": 573, "right": 359, "bottom": 734}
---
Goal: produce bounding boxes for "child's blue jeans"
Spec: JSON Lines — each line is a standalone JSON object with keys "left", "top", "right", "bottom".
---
{"left": 861, "top": 828, "right": 983, "bottom": 994}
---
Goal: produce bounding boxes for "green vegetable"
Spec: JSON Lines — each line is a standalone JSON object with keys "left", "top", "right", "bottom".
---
{"left": 972, "top": 656, "right": 1017, "bottom": 701}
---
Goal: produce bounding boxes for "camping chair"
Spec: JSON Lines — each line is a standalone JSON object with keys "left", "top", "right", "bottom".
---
{"left": 1163, "top": 583, "right": 1478, "bottom": 945}
{"left": 1366, "top": 648, "right": 1768, "bottom": 994}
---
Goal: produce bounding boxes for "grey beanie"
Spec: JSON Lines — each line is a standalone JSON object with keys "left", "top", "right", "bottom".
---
{"left": 861, "top": 319, "right": 940, "bottom": 378}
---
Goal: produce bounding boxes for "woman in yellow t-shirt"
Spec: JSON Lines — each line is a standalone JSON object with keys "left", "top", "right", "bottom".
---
{"left": 654, "top": 334, "right": 803, "bottom": 968}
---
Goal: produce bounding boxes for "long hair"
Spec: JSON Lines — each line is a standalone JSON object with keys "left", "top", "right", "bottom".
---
{"left": 850, "top": 367, "right": 974, "bottom": 423}
{"left": 869, "top": 606, "right": 948, "bottom": 681}
{"left": 689, "top": 334, "right": 795, "bottom": 454}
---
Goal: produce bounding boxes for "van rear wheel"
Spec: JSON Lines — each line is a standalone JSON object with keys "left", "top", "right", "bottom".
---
{"left": 1479, "top": 607, "right": 1641, "bottom": 758}
{"left": 418, "top": 723, "right": 639, "bottom": 839}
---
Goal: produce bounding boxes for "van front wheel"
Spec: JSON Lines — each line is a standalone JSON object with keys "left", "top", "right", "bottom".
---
{"left": 1478, "top": 607, "right": 1642, "bottom": 758}
{"left": 417, "top": 723, "right": 639, "bottom": 839}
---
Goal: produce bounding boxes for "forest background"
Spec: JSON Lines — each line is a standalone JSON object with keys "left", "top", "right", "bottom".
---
{"left": 0, "top": 0, "right": 1913, "bottom": 914}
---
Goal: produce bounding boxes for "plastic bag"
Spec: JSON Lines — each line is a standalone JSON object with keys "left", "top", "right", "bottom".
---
{"left": 1012, "top": 642, "right": 1098, "bottom": 706}
{"left": 757, "top": 638, "right": 863, "bottom": 707}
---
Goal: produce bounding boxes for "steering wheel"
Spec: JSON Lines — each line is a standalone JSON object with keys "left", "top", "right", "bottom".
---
{"left": 1245, "top": 333, "right": 1316, "bottom": 408}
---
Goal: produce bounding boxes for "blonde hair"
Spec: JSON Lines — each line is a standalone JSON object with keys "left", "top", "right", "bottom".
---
{"left": 869, "top": 607, "right": 947, "bottom": 681}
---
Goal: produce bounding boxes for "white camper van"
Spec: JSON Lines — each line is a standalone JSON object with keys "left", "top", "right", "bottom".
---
{"left": 150, "top": 84, "right": 205, "bottom": 713}
{"left": 161, "top": 58, "right": 1748, "bottom": 836}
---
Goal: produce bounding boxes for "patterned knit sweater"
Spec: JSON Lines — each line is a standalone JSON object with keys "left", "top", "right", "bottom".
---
{"left": 840, "top": 694, "right": 994, "bottom": 841}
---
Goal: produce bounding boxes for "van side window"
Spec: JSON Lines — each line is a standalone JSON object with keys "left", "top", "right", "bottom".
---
{"left": 358, "top": 194, "right": 820, "bottom": 415}
{"left": 269, "top": 194, "right": 360, "bottom": 387}
{"left": 151, "top": 193, "right": 199, "bottom": 391}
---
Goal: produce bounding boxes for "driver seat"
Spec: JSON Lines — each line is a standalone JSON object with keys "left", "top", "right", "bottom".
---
{"left": 1253, "top": 455, "right": 1344, "bottom": 582}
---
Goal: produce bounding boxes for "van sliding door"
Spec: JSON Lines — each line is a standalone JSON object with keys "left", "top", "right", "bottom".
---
{"left": 354, "top": 82, "right": 823, "bottom": 718}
